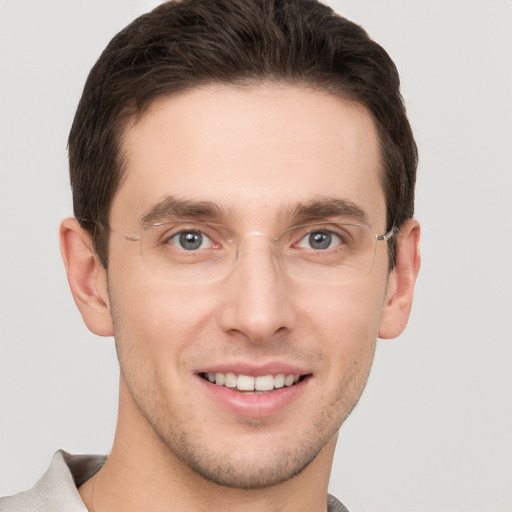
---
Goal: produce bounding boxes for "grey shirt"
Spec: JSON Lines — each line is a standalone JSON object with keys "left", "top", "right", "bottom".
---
{"left": 0, "top": 451, "right": 350, "bottom": 512}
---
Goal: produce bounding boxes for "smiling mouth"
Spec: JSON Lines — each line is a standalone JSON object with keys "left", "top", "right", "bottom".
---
{"left": 199, "top": 372, "right": 309, "bottom": 393}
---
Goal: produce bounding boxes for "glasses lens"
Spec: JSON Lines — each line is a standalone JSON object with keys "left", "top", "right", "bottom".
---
{"left": 136, "top": 222, "right": 378, "bottom": 283}
{"left": 278, "top": 223, "right": 377, "bottom": 282}
{"left": 138, "top": 221, "right": 232, "bottom": 283}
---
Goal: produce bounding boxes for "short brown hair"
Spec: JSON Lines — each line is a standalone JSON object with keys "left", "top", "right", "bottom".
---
{"left": 69, "top": 0, "right": 417, "bottom": 268}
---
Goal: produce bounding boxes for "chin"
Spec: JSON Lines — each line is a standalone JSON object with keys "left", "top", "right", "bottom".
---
{"left": 144, "top": 404, "right": 344, "bottom": 490}
{"left": 163, "top": 432, "right": 327, "bottom": 489}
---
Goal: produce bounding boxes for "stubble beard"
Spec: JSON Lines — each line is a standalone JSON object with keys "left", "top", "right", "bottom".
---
{"left": 120, "top": 364, "right": 365, "bottom": 490}
{"left": 134, "top": 389, "right": 339, "bottom": 489}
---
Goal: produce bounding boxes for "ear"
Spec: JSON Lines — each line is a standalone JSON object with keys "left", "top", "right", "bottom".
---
{"left": 378, "top": 219, "right": 421, "bottom": 339}
{"left": 60, "top": 217, "right": 114, "bottom": 337}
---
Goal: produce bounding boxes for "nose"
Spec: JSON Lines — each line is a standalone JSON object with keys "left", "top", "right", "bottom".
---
{"left": 218, "top": 235, "right": 295, "bottom": 343}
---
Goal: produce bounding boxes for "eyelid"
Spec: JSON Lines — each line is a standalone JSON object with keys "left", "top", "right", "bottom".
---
{"left": 145, "top": 218, "right": 221, "bottom": 230}
{"left": 285, "top": 221, "right": 354, "bottom": 235}
{"left": 161, "top": 222, "right": 217, "bottom": 236}
{"left": 288, "top": 222, "right": 360, "bottom": 247}
{"left": 297, "top": 225, "right": 344, "bottom": 235}
{"left": 151, "top": 221, "right": 232, "bottom": 248}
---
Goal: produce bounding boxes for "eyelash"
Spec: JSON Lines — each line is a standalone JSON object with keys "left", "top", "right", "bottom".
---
{"left": 159, "top": 225, "right": 346, "bottom": 252}
{"left": 166, "top": 230, "right": 215, "bottom": 251}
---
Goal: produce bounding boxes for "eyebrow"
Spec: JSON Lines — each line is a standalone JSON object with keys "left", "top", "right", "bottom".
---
{"left": 139, "top": 195, "right": 369, "bottom": 228}
{"left": 284, "top": 198, "right": 369, "bottom": 225}
{"left": 139, "top": 196, "right": 225, "bottom": 226}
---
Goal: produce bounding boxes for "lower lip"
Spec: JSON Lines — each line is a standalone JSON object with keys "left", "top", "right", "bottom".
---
{"left": 198, "top": 376, "right": 310, "bottom": 418}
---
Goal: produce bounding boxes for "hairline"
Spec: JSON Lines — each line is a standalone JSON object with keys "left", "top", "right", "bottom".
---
{"left": 108, "top": 79, "right": 385, "bottom": 226}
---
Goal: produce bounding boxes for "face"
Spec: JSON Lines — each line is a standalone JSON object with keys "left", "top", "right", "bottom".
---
{"left": 106, "top": 84, "right": 391, "bottom": 488}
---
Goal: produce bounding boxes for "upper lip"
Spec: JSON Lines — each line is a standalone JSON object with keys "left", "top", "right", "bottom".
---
{"left": 195, "top": 361, "right": 311, "bottom": 377}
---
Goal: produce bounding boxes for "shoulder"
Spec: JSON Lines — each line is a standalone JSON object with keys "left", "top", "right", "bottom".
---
{"left": 328, "top": 493, "right": 351, "bottom": 512}
{"left": 0, "top": 450, "right": 106, "bottom": 512}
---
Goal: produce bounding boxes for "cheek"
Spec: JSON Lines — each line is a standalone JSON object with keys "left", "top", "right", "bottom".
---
{"left": 303, "top": 279, "right": 386, "bottom": 379}
{"left": 108, "top": 271, "right": 219, "bottom": 374}
{"left": 306, "top": 277, "right": 385, "bottom": 341}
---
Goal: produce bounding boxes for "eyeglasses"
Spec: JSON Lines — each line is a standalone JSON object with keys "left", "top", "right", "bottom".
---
{"left": 119, "top": 220, "right": 399, "bottom": 284}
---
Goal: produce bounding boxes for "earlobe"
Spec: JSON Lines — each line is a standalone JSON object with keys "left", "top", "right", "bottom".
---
{"left": 59, "top": 217, "right": 114, "bottom": 337}
{"left": 378, "top": 219, "right": 421, "bottom": 339}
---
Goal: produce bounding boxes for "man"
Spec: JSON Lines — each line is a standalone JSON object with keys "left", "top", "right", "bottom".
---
{"left": 1, "top": 0, "right": 420, "bottom": 510}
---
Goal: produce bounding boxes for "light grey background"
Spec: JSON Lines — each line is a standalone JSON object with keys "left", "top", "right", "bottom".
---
{"left": 1, "top": 1, "right": 511, "bottom": 511}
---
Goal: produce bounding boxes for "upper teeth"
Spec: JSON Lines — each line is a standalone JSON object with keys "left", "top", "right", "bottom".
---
{"left": 206, "top": 372, "right": 300, "bottom": 391}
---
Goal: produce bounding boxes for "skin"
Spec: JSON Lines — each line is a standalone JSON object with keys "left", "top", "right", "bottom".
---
{"left": 60, "top": 84, "right": 420, "bottom": 512}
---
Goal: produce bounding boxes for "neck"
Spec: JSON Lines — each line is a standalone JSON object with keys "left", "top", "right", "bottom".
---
{"left": 79, "top": 383, "right": 337, "bottom": 512}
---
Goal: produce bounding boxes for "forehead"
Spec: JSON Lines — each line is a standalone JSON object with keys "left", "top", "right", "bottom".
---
{"left": 113, "top": 84, "right": 385, "bottom": 229}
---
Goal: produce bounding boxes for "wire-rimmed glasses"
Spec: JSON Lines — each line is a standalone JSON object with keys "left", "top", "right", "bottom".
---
{"left": 119, "top": 220, "right": 400, "bottom": 284}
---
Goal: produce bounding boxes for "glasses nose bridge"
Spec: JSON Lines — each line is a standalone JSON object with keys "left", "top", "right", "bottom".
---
{"left": 233, "top": 231, "right": 282, "bottom": 266}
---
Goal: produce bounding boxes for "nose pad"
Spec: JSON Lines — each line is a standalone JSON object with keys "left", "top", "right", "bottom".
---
{"left": 220, "top": 234, "right": 293, "bottom": 342}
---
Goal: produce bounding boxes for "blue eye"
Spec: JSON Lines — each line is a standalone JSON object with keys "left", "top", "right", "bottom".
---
{"left": 168, "top": 231, "right": 212, "bottom": 251}
{"left": 297, "top": 230, "right": 342, "bottom": 250}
